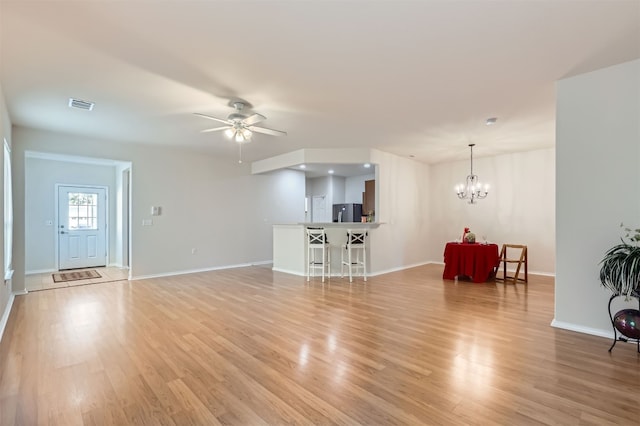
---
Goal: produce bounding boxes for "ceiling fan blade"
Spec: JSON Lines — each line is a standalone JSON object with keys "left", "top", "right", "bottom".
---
{"left": 242, "top": 113, "right": 266, "bottom": 126}
{"left": 193, "top": 112, "right": 231, "bottom": 125}
{"left": 247, "top": 125, "right": 287, "bottom": 137}
{"left": 201, "top": 126, "right": 230, "bottom": 133}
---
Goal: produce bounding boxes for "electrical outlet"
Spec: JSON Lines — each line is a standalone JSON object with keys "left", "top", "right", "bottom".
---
{"left": 191, "top": 248, "right": 197, "bottom": 255}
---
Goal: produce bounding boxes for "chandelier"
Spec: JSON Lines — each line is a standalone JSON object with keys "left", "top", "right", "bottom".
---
{"left": 455, "top": 143, "right": 489, "bottom": 204}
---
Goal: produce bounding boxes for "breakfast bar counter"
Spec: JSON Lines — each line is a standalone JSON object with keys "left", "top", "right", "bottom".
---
{"left": 273, "top": 223, "right": 381, "bottom": 277}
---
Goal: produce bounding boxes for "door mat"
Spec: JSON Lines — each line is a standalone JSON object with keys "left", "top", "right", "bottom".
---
{"left": 52, "top": 269, "right": 102, "bottom": 283}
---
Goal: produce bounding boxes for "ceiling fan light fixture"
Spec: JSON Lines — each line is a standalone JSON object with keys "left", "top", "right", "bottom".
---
{"left": 194, "top": 101, "right": 286, "bottom": 165}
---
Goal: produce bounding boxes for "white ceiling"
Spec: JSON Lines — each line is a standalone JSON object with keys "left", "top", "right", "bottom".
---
{"left": 1, "top": 1, "right": 638, "bottom": 165}
{"left": 290, "top": 163, "right": 375, "bottom": 179}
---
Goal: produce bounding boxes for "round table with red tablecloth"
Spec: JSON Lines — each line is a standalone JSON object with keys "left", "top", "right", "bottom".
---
{"left": 442, "top": 242, "right": 500, "bottom": 283}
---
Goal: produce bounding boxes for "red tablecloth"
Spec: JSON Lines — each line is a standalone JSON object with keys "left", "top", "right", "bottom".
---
{"left": 443, "top": 242, "right": 500, "bottom": 283}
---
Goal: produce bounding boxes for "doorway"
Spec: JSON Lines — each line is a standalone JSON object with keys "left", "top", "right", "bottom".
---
{"left": 312, "top": 195, "right": 328, "bottom": 223}
{"left": 57, "top": 185, "right": 108, "bottom": 270}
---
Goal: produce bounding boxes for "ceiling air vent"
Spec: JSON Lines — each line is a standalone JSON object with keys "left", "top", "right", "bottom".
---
{"left": 68, "top": 98, "right": 95, "bottom": 111}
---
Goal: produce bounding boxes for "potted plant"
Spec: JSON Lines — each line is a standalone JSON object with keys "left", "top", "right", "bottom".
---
{"left": 599, "top": 224, "right": 640, "bottom": 298}
{"left": 600, "top": 224, "right": 640, "bottom": 352}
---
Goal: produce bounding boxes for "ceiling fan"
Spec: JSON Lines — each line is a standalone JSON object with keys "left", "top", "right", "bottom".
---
{"left": 194, "top": 101, "right": 287, "bottom": 143}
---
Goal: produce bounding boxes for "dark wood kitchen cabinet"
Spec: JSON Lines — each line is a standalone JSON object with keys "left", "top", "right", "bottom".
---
{"left": 362, "top": 179, "right": 375, "bottom": 215}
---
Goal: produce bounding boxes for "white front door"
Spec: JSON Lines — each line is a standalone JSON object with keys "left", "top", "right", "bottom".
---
{"left": 58, "top": 185, "right": 107, "bottom": 270}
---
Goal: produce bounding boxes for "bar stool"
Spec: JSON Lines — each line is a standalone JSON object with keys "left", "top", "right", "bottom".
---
{"left": 341, "top": 229, "right": 368, "bottom": 283}
{"left": 306, "top": 228, "right": 330, "bottom": 282}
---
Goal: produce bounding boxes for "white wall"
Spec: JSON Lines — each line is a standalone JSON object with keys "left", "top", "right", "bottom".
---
{"left": 345, "top": 173, "right": 375, "bottom": 204}
{"left": 0, "top": 84, "right": 13, "bottom": 341}
{"left": 12, "top": 127, "right": 306, "bottom": 292}
{"left": 24, "top": 157, "right": 118, "bottom": 273}
{"left": 114, "top": 164, "right": 131, "bottom": 268}
{"left": 555, "top": 59, "right": 640, "bottom": 337}
{"left": 369, "top": 150, "right": 431, "bottom": 273}
{"left": 331, "top": 176, "right": 346, "bottom": 205}
{"left": 428, "top": 148, "right": 556, "bottom": 274}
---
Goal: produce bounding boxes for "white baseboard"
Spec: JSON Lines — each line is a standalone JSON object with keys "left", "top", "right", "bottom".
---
{"left": 369, "top": 261, "right": 434, "bottom": 277}
{"left": 432, "top": 260, "right": 556, "bottom": 278}
{"left": 550, "top": 319, "right": 613, "bottom": 339}
{"left": 274, "top": 261, "right": 435, "bottom": 279}
{"left": 25, "top": 268, "right": 56, "bottom": 275}
{"left": 272, "top": 267, "right": 305, "bottom": 276}
{"left": 530, "top": 271, "right": 556, "bottom": 277}
{"left": 131, "top": 259, "right": 556, "bottom": 283}
{"left": 131, "top": 260, "right": 272, "bottom": 281}
{"left": 0, "top": 292, "right": 15, "bottom": 343}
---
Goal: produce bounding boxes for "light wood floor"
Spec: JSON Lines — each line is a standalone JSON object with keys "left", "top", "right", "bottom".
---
{"left": 1, "top": 264, "right": 638, "bottom": 425}
{"left": 24, "top": 267, "right": 129, "bottom": 292}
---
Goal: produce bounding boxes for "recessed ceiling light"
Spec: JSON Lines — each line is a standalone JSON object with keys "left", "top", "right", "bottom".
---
{"left": 299, "top": 164, "right": 306, "bottom": 169}
{"left": 485, "top": 117, "right": 498, "bottom": 125}
{"left": 363, "top": 163, "right": 371, "bottom": 168}
{"left": 328, "top": 169, "right": 335, "bottom": 174}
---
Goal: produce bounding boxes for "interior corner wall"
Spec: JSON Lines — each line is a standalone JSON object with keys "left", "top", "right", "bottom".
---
{"left": 428, "top": 148, "right": 556, "bottom": 275}
{"left": 369, "top": 151, "right": 431, "bottom": 273}
{"left": 555, "top": 59, "right": 640, "bottom": 337}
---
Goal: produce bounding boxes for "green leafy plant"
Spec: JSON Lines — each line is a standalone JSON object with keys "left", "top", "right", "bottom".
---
{"left": 599, "top": 224, "right": 640, "bottom": 298}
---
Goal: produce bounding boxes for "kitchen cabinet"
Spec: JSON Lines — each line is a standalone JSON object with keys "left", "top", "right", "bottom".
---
{"left": 362, "top": 179, "right": 375, "bottom": 215}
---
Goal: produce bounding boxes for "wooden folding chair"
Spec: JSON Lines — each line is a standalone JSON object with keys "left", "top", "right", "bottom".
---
{"left": 496, "top": 244, "right": 528, "bottom": 284}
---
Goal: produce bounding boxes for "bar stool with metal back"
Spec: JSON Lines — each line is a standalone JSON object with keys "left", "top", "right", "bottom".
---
{"left": 341, "top": 229, "right": 368, "bottom": 283}
{"left": 306, "top": 228, "right": 330, "bottom": 282}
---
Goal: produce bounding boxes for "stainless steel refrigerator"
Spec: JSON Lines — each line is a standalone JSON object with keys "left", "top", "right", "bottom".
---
{"left": 332, "top": 203, "right": 363, "bottom": 222}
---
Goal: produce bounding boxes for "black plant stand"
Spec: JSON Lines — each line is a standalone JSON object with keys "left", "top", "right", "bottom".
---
{"left": 608, "top": 291, "right": 640, "bottom": 353}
